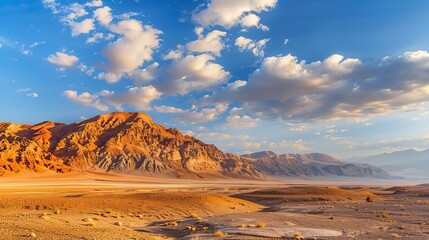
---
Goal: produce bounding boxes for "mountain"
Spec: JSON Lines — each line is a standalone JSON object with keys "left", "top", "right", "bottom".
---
{"left": 244, "top": 151, "right": 390, "bottom": 178}
{"left": 0, "top": 112, "right": 389, "bottom": 179}
{"left": 0, "top": 112, "right": 262, "bottom": 178}
{"left": 347, "top": 149, "right": 429, "bottom": 177}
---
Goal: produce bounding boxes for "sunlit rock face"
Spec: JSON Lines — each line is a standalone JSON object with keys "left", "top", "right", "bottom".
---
{"left": 0, "top": 112, "right": 263, "bottom": 178}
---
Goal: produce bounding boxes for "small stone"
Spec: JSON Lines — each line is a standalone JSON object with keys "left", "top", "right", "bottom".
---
{"left": 30, "top": 232, "right": 37, "bottom": 238}
{"left": 114, "top": 221, "right": 123, "bottom": 226}
{"left": 82, "top": 217, "right": 93, "bottom": 223}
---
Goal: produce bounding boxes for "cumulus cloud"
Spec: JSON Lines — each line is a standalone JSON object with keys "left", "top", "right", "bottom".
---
{"left": 193, "top": 0, "right": 277, "bottom": 29}
{"left": 221, "top": 107, "right": 260, "bottom": 129}
{"left": 156, "top": 53, "right": 230, "bottom": 95}
{"left": 42, "top": 0, "right": 59, "bottom": 14}
{"left": 85, "top": 0, "right": 103, "bottom": 7}
{"left": 94, "top": 6, "right": 112, "bottom": 26}
{"left": 154, "top": 104, "right": 228, "bottom": 123}
{"left": 235, "top": 36, "right": 269, "bottom": 57}
{"left": 202, "top": 51, "right": 429, "bottom": 122}
{"left": 100, "top": 20, "right": 161, "bottom": 83}
{"left": 69, "top": 18, "right": 95, "bottom": 36}
{"left": 47, "top": 52, "right": 79, "bottom": 68}
{"left": 65, "top": 3, "right": 88, "bottom": 20}
{"left": 129, "top": 62, "right": 159, "bottom": 85}
{"left": 104, "top": 85, "right": 162, "bottom": 110}
{"left": 186, "top": 27, "right": 227, "bottom": 56}
{"left": 163, "top": 46, "right": 184, "bottom": 60}
{"left": 86, "top": 32, "right": 114, "bottom": 43}
{"left": 63, "top": 86, "right": 161, "bottom": 111}
{"left": 63, "top": 90, "right": 108, "bottom": 111}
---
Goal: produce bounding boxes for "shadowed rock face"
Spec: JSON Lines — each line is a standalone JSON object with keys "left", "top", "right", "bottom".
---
{"left": 0, "top": 112, "right": 389, "bottom": 179}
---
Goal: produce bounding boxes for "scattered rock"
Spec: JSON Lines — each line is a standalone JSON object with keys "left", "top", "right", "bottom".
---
{"left": 114, "top": 221, "right": 123, "bottom": 226}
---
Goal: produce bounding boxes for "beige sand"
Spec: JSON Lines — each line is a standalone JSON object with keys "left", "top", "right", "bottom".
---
{"left": 0, "top": 172, "right": 428, "bottom": 239}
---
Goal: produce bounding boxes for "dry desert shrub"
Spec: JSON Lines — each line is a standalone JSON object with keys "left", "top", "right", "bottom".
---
{"left": 54, "top": 208, "right": 61, "bottom": 214}
{"left": 256, "top": 223, "right": 266, "bottom": 228}
{"left": 294, "top": 231, "right": 303, "bottom": 240}
{"left": 213, "top": 230, "right": 224, "bottom": 237}
{"left": 167, "top": 221, "right": 178, "bottom": 226}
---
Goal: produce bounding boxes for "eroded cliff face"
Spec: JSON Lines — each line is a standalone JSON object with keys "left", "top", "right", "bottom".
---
{"left": 0, "top": 112, "right": 262, "bottom": 178}
{"left": 0, "top": 122, "right": 70, "bottom": 176}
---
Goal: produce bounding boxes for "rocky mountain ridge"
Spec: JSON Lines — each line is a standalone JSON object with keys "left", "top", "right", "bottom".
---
{"left": 0, "top": 112, "right": 389, "bottom": 179}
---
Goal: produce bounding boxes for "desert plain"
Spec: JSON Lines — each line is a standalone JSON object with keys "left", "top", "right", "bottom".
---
{"left": 0, "top": 172, "right": 428, "bottom": 240}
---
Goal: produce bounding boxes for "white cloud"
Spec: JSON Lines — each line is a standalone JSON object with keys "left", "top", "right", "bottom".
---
{"left": 79, "top": 64, "right": 95, "bottom": 76}
{"left": 104, "top": 85, "right": 162, "bottom": 110}
{"left": 163, "top": 46, "right": 184, "bottom": 60}
{"left": 42, "top": 0, "right": 59, "bottom": 14}
{"left": 63, "top": 90, "right": 108, "bottom": 111}
{"left": 26, "top": 92, "right": 39, "bottom": 98}
{"left": 196, "top": 132, "right": 250, "bottom": 141}
{"left": 94, "top": 6, "right": 112, "bottom": 26}
{"left": 186, "top": 28, "right": 227, "bottom": 56}
{"left": 193, "top": 0, "right": 277, "bottom": 29}
{"left": 154, "top": 104, "right": 228, "bottom": 123}
{"left": 86, "top": 32, "right": 114, "bottom": 43}
{"left": 100, "top": 20, "right": 161, "bottom": 83}
{"left": 221, "top": 107, "right": 260, "bottom": 129}
{"left": 69, "top": 18, "right": 95, "bottom": 36}
{"left": 17, "top": 88, "right": 39, "bottom": 98}
{"left": 66, "top": 3, "right": 88, "bottom": 20}
{"left": 156, "top": 53, "right": 229, "bottom": 95}
{"left": 47, "top": 52, "right": 79, "bottom": 68}
{"left": 63, "top": 86, "right": 161, "bottom": 111}
{"left": 284, "top": 39, "right": 289, "bottom": 45}
{"left": 201, "top": 51, "right": 429, "bottom": 122}
{"left": 235, "top": 36, "right": 269, "bottom": 57}
{"left": 21, "top": 41, "right": 46, "bottom": 55}
{"left": 129, "top": 62, "right": 159, "bottom": 85}
{"left": 289, "top": 123, "right": 307, "bottom": 132}
{"left": 85, "top": 0, "right": 103, "bottom": 7}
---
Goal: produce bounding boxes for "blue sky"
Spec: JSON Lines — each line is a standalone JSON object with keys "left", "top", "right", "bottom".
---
{"left": 1, "top": 0, "right": 429, "bottom": 158}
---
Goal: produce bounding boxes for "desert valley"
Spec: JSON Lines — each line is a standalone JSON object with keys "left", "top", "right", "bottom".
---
{"left": 2, "top": 0, "right": 429, "bottom": 239}
{"left": 0, "top": 112, "right": 428, "bottom": 239}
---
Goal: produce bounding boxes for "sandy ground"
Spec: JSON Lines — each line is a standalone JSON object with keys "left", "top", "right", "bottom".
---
{"left": 0, "top": 172, "right": 428, "bottom": 240}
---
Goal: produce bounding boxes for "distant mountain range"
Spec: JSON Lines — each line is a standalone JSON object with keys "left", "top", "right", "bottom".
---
{"left": 0, "top": 112, "right": 389, "bottom": 179}
{"left": 346, "top": 149, "right": 429, "bottom": 177}
{"left": 244, "top": 151, "right": 389, "bottom": 178}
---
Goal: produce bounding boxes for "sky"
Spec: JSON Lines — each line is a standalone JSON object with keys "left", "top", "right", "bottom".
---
{"left": 1, "top": 0, "right": 429, "bottom": 158}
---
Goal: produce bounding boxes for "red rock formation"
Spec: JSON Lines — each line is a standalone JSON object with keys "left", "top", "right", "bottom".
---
{"left": 0, "top": 112, "right": 262, "bottom": 178}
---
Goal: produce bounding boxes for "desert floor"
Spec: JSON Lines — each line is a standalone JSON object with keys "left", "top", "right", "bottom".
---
{"left": 0, "top": 172, "right": 428, "bottom": 240}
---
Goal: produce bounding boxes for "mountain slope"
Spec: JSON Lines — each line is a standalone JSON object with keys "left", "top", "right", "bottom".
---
{"left": 0, "top": 112, "right": 262, "bottom": 178}
{"left": 347, "top": 149, "right": 429, "bottom": 177}
{"left": 1, "top": 112, "right": 389, "bottom": 179}
{"left": 244, "top": 151, "right": 390, "bottom": 178}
